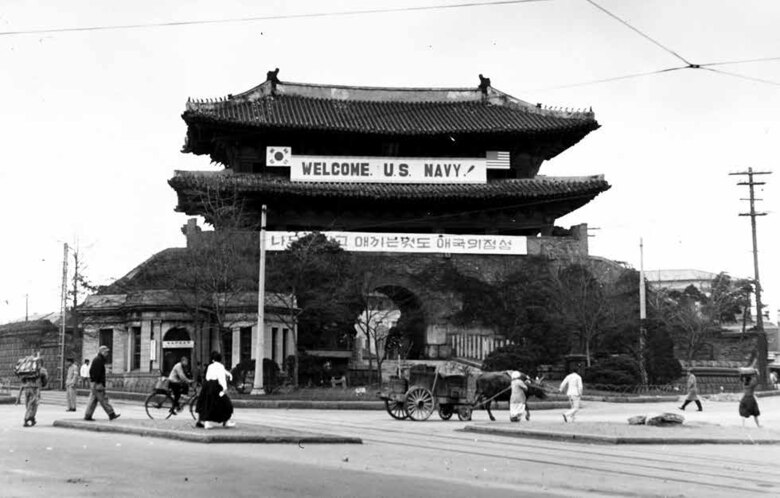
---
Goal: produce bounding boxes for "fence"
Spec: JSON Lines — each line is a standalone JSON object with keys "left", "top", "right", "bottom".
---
{"left": 448, "top": 333, "right": 513, "bottom": 363}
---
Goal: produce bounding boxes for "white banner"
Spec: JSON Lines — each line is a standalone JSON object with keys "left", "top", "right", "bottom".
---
{"left": 266, "top": 231, "right": 527, "bottom": 255}
{"left": 162, "top": 340, "right": 194, "bottom": 348}
{"left": 266, "top": 147, "right": 486, "bottom": 184}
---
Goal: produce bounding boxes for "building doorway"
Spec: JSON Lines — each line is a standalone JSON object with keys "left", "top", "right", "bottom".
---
{"left": 162, "top": 327, "right": 193, "bottom": 375}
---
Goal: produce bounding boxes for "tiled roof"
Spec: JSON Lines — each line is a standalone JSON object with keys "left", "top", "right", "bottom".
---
{"left": 169, "top": 170, "right": 610, "bottom": 202}
{"left": 183, "top": 79, "right": 598, "bottom": 137}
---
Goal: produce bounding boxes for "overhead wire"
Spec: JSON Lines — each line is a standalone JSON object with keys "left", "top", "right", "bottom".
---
{"left": 583, "top": 0, "right": 692, "bottom": 66}
{"left": 701, "top": 67, "right": 780, "bottom": 87}
{"left": 529, "top": 0, "right": 780, "bottom": 91}
{"left": 0, "top": 0, "right": 547, "bottom": 37}
{"left": 528, "top": 66, "right": 687, "bottom": 91}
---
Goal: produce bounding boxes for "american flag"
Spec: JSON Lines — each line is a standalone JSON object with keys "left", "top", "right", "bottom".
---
{"left": 486, "top": 150, "right": 510, "bottom": 169}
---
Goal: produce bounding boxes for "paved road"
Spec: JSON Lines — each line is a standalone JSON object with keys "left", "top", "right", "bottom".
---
{"left": 2, "top": 391, "right": 779, "bottom": 497}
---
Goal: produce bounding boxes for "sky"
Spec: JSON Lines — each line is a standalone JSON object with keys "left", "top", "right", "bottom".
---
{"left": 0, "top": 0, "right": 778, "bottom": 325}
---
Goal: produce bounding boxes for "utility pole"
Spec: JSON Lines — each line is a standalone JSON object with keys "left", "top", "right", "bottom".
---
{"left": 638, "top": 238, "right": 648, "bottom": 387}
{"left": 251, "top": 204, "right": 267, "bottom": 395}
{"left": 59, "top": 243, "right": 69, "bottom": 390}
{"left": 730, "top": 167, "right": 771, "bottom": 387}
{"left": 71, "top": 249, "right": 81, "bottom": 356}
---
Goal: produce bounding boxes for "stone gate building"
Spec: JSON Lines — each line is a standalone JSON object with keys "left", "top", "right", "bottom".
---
{"left": 81, "top": 70, "right": 611, "bottom": 385}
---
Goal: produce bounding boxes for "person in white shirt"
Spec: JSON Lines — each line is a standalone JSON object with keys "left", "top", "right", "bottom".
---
{"left": 195, "top": 351, "right": 235, "bottom": 429}
{"left": 79, "top": 359, "right": 90, "bottom": 388}
{"left": 559, "top": 369, "right": 583, "bottom": 423}
{"left": 508, "top": 371, "right": 528, "bottom": 423}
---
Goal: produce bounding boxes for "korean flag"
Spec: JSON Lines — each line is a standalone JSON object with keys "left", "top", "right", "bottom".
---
{"left": 266, "top": 146, "right": 291, "bottom": 167}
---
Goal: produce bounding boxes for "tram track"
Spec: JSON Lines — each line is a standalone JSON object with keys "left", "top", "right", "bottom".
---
{"left": 251, "top": 410, "right": 780, "bottom": 494}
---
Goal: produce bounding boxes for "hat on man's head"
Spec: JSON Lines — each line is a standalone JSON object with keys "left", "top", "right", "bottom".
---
{"left": 511, "top": 371, "right": 521, "bottom": 380}
{"left": 98, "top": 345, "right": 110, "bottom": 353}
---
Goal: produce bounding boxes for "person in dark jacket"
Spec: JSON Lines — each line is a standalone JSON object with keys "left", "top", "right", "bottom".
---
{"left": 84, "top": 346, "right": 120, "bottom": 421}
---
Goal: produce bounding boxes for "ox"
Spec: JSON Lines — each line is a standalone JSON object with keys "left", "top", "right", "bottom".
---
{"left": 474, "top": 371, "right": 547, "bottom": 421}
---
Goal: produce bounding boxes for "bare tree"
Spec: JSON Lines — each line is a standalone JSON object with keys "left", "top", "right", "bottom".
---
{"left": 553, "top": 263, "right": 613, "bottom": 367}
{"left": 162, "top": 186, "right": 257, "bottom": 362}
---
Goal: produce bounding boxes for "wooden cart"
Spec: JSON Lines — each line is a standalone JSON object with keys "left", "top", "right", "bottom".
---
{"left": 378, "top": 364, "right": 474, "bottom": 421}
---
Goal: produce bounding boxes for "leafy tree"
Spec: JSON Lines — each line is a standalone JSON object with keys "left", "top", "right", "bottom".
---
{"left": 707, "top": 273, "right": 753, "bottom": 326}
{"left": 265, "top": 232, "right": 360, "bottom": 384}
{"left": 656, "top": 285, "right": 714, "bottom": 361}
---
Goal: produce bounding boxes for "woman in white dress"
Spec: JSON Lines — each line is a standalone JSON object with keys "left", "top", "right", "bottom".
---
{"left": 196, "top": 351, "right": 235, "bottom": 429}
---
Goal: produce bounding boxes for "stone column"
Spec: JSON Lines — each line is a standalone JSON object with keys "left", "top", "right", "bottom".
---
{"left": 140, "top": 320, "right": 152, "bottom": 373}
{"left": 232, "top": 327, "right": 240, "bottom": 365}
{"left": 274, "top": 328, "right": 284, "bottom": 368}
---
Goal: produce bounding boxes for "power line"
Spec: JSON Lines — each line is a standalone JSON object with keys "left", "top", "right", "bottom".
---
{"left": 584, "top": 0, "right": 692, "bottom": 66}
{"left": 701, "top": 55, "right": 780, "bottom": 68}
{"left": 702, "top": 67, "right": 780, "bottom": 87}
{"left": 528, "top": 65, "right": 687, "bottom": 91}
{"left": 0, "top": 0, "right": 547, "bottom": 37}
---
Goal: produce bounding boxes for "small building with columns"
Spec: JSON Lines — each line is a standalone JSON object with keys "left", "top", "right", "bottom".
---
{"left": 78, "top": 243, "right": 296, "bottom": 391}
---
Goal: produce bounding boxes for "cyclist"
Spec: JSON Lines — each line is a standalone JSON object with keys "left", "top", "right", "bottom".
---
{"left": 168, "top": 356, "right": 194, "bottom": 414}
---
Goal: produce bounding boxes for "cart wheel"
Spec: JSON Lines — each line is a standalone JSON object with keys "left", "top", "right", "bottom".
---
{"left": 438, "top": 404, "right": 454, "bottom": 420}
{"left": 457, "top": 406, "right": 473, "bottom": 421}
{"left": 384, "top": 399, "right": 408, "bottom": 420}
{"left": 405, "top": 386, "right": 434, "bottom": 421}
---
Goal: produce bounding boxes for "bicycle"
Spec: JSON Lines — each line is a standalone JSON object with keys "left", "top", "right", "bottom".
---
{"left": 144, "top": 383, "right": 200, "bottom": 420}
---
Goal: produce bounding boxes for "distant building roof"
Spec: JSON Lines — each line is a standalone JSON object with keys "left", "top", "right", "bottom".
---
{"left": 648, "top": 269, "right": 718, "bottom": 283}
{"left": 85, "top": 247, "right": 293, "bottom": 313}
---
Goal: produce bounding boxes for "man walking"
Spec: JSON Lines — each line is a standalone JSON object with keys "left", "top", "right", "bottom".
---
{"left": 80, "top": 359, "right": 90, "bottom": 388}
{"left": 84, "top": 346, "right": 120, "bottom": 421}
{"left": 65, "top": 357, "right": 79, "bottom": 412}
{"left": 678, "top": 370, "right": 702, "bottom": 412}
{"left": 559, "top": 368, "right": 583, "bottom": 423}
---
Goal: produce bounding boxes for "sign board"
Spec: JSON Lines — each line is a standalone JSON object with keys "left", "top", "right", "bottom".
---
{"left": 267, "top": 146, "right": 487, "bottom": 184}
{"left": 162, "top": 340, "right": 194, "bottom": 349}
{"left": 267, "top": 231, "right": 527, "bottom": 255}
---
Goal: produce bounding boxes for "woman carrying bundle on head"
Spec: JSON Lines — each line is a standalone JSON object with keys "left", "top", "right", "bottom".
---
{"left": 738, "top": 368, "right": 760, "bottom": 428}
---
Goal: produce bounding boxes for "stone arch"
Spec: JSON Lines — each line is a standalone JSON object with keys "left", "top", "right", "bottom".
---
{"left": 162, "top": 326, "right": 193, "bottom": 375}
{"left": 373, "top": 285, "right": 426, "bottom": 360}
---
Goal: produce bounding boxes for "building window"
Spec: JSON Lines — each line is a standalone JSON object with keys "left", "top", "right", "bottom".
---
{"left": 222, "top": 330, "right": 233, "bottom": 370}
{"left": 131, "top": 327, "right": 141, "bottom": 370}
{"left": 271, "top": 327, "right": 278, "bottom": 363}
{"left": 240, "top": 327, "right": 252, "bottom": 364}
{"left": 99, "top": 328, "right": 113, "bottom": 353}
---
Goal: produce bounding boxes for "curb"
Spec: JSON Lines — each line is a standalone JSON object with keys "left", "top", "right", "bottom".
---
{"left": 73, "top": 390, "right": 570, "bottom": 411}
{"left": 52, "top": 419, "right": 362, "bottom": 444}
{"left": 586, "top": 395, "right": 680, "bottom": 403}
{"left": 461, "top": 424, "right": 780, "bottom": 445}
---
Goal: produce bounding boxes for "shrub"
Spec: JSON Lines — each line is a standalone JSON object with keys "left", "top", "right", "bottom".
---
{"left": 482, "top": 345, "right": 540, "bottom": 375}
{"left": 297, "top": 351, "right": 324, "bottom": 386}
{"left": 584, "top": 356, "right": 641, "bottom": 389}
